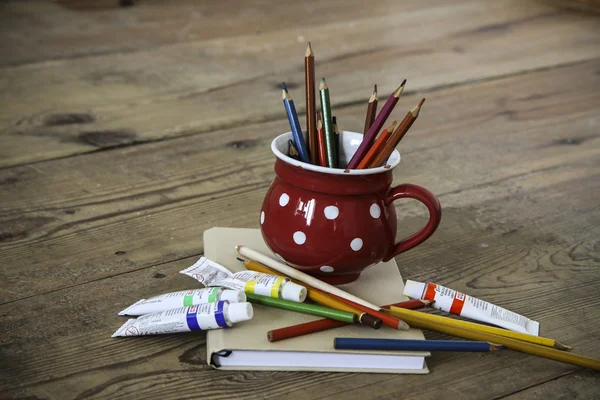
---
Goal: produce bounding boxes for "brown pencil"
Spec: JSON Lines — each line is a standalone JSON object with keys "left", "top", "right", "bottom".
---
{"left": 267, "top": 299, "right": 429, "bottom": 342}
{"left": 356, "top": 120, "right": 397, "bottom": 169}
{"left": 363, "top": 85, "right": 378, "bottom": 135}
{"left": 316, "top": 113, "right": 327, "bottom": 167}
{"left": 305, "top": 42, "right": 317, "bottom": 164}
{"left": 368, "top": 98, "right": 425, "bottom": 168}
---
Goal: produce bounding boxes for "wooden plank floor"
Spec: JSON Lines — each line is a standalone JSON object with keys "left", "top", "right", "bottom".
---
{"left": 1, "top": 1, "right": 599, "bottom": 398}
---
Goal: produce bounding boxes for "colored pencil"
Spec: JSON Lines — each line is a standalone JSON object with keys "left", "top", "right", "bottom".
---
{"left": 368, "top": 98, "right": 424, "bottom": 168}
{"left": 267, "top": 299, "right": 429, "bottom": 342}
{"left": 239, "top": 257, "right": 381, "bottom": 329}
{"left": 282, "top": 82, "right": 310, "bottom": 163}
{"left": 346, "top": 81, "right": 405, "bottom": 169}
{"left": 246, "top": 293, "right": 356, "bottom": 323}
{"left": 316, "top": 114, "right": 327, "bottom": 167}
{"left": 332, "top": 115, "right": 340, "bottom": 164}
{"left": 363, "top": 84, "right": 378, "bottom": 135}
{"left": 327, "top": 292, "right": 409, "bottom": 331}
{"left": 383, "top": 307, "right": 600, "bottom": 370}
{"left": 386, "top": 298, "right": 433, "bottom": 310}
{"left": 384, "top": 306, "right": 571, "bottom": 350}
{"left": 287, "top": 140, "right": 300, "bottom": 160}
{"left": 356, "top": 120, "right": 397, "bottom": 169}
{"left": 319, "top": 78, "right": 337, "bottom": 168}
{"left": 334, "top": 338, "right": 503, "bottom": 352}
{"left": 236, "top": 245, "right": 382, "bottom": 311}
{"left": 304, "top": 43, "right": 318, "bottom": 165}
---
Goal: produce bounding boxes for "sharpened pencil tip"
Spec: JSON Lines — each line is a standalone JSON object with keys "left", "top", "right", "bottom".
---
{"left": 281, "top": 82, "right": 288, "bottom": 92}
{"left": 319, "top": 78, "right": 327, "bottom": 90}
{"left": 369, "top": 85, "right": 378, "bottom": 103}
{"left": 236, "top": 257, "right": 245, "bottom": 262}
{"left": 393, "top": 83, "right": 406, "bottom": 98}
{"left": 401, "top": 79, "right": 406, "bottom": 87}
{"left": 306, "top": 42, "right": 313, "bottom": 57}
{"left": 418, "top": 98, "right": 426, "bottom": 107}
{"left": 374, "top": 84, "right": 377, "bottom": 93}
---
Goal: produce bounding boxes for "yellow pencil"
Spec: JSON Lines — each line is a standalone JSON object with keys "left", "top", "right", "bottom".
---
{"left": 239, "top": 258, "right": 382, "bottom": 329}
{"left": 384, "top": 306, "right": 599, "bottom": 370}
{"left": 385, "top": 306, "right": 570, "bottom": 350}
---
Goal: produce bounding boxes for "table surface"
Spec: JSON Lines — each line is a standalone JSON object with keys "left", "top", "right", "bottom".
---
{"left": 1, "top": 0, "right": 600, "bottom": 398}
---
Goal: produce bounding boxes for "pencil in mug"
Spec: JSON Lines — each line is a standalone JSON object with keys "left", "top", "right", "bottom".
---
{"left": 362, "top": 84, "right": 378, "bottom": 135}
{"left": 316, "top": 112, "right": 327, "bottom": 167}
{"left": 383, "top": 305, "right": 571, "bottom": 350}
{"left": 356, "top": 120, "right": 397, "bottom": 169}
{"left": 346, "top": 81, "right": 405, "bottom": 169}
{"left": 334, "top": 338, "right": 503, "bottom": 353}
{"left": 319, "top": 78, "right": 337, "bottom": 168}
{"left": 368, "top": 98, "right": 425, "bottom": 168}
{"left": 246, "top": 293, "right": 356, "bottom": 324}
{"left": 287, "top": 140, "right": 300, "bottom": 161}
{"left": 383, "top": 306, "right": 600, "bottom": 370}
{"left": 238, "top": 257, "right": 382, "bottom": 329}
{"left": 332, "top": 116, "right": 340, "bottom": 165}
{"left": 267, "top": 299, "right": 432, "bottom": 342}
{"left": 282, "top": 82, "right": 310, "bottom": 163}
{"left": 304, "top": 42, "right": 318, "bottom": 165}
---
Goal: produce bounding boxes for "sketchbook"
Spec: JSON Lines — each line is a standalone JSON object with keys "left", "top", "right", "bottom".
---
{"left": 203, "top": 227, "right": 429, "bottom": 373}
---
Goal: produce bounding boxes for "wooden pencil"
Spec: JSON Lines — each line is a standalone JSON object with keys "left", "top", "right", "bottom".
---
{"left": 304, "top": 42, "right": 318, "bottom": 165}
{"left": 368, "top": 98, "right": 424, "bottom": 168}
{"left": 319, "top": 78, "right": 337, "bottom": 168}
{"left": 267, "top": 299, "right": 429, "bottom": 342}
{"left": 282, "top": 83, "right": 310, "bottom": 163}
{"left": 384, "top": 307, "right": 600, "bottom": 370}
{"left": 287, "top": 140, "right": 300, "bottom": 160}
{"left": 316, "top": 114, "right": 327, "bottom": 167}
{"left": 346, "top": 80, "right": 405, "bottom": 169}
{"left": 362, "top": 84, "right": 378, "bottom": 135}
{"left": 327, "top": 292, "right": 409, "bottom": 331}
{"left": 239, "top": 258, "right": 381, "bottom": 329}
{"left": 236, "top": 245, "right": 382, "bottom": 311}
{"left": 384, "top": 306, "right": 571, "bottom": 350}
{"left": 356, "top": 120, "right": 397, "bottom": 169}
{"left": 334, "top": 338, "right": 503, "bottom": 353}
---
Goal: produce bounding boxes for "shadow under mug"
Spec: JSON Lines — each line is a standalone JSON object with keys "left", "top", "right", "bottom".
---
{"left": 259, "top": 130, "right": 442, "bottom": 285}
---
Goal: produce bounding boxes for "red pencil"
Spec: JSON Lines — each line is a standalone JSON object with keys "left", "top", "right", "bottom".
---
{"left": 267, "top": 299, "right": 431, "bottom": 342}
{"left": 316, "top": 112, "right": 327, "bottom": 167}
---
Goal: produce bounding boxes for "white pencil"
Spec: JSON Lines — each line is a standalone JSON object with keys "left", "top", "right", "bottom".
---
{"left": 236, "top": 245, "right": 381, "bottom": 311}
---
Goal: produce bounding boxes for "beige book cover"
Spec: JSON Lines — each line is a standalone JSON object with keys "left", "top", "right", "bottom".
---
{"left": 203, "top": 227, "right": 430, "bottom": 374}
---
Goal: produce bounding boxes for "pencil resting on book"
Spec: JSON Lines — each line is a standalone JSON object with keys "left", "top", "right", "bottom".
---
{"left": 246, "top": 293, "right": 357, "bottom": 323}
{"left": 368, "top": 98, "right": 425, "bottom": 168}
{"left": 239, "top": 257, "right": 381, "bottom": 329}
{"left": 282, "top": 82, "right": 310, "bottom": 163}
{"left": 304, "top": 42, "right": 318, "bottom": 165}
{"left": 363, "top": 84, "right": 378, "bottom": 135}
{"left": 267, "top": 299, "right": 430, "bottom": 342}
{"left": 327, "top": 292, "right": 409, "bottom": 331}
{"left": 383, "top": 305, "right": 570, "bottom": 350}
{"left": 334, "top": 338, "right": 503, "bottom": 352}
{"left": 383, "top": 306, "right": 600, "bottom": 370}
{"left": 346, "top": 80, "right": 405, "bottom": 169}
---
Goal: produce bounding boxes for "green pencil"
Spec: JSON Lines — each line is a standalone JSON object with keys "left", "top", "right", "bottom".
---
{"left": 319, "top": 78, "right": 337, "bottom": 168}
{"left": 246, "top": 293, "right": 356, "bottom": 323}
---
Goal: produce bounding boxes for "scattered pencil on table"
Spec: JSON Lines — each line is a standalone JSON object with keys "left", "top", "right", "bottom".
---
{"left": 334, "top": 338, "right": 503, "bottom": 353}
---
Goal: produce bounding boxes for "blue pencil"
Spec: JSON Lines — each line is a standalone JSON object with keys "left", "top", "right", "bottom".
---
{"left": 282, "top": 83, "right": 310, "bottom": 163}
{"left": 334, "top": 338, "right": 503, "bottom": 352}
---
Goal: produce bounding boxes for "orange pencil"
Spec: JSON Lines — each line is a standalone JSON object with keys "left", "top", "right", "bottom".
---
{"left": 356, "top": 120, "right": 397, "bottom": 169}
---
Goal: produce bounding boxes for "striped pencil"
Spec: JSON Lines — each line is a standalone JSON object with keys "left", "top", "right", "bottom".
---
{"left": 346, "top": 81, "right": 405, "bottom": 169}
{"left": 282, "top": 82, "right": 310, "bottom": 163}
{"left": 319, "top": 78, "right": 337, "bottom": 168}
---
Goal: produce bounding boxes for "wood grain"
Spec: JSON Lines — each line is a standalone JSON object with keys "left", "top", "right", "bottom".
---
{"left": 1, "top": 1, "right": 600, "bottom": 167}
{"left": 1, "top": 60, "right": 599, "bottom": 304}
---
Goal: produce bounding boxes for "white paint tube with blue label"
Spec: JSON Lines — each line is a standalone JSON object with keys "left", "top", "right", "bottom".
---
{"left": 111, "top": 301, "right": 253, "bottom": 337}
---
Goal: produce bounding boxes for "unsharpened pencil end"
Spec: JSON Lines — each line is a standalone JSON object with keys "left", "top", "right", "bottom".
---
{"left": 397, "top": 320, "right": 410, "bottom": 331}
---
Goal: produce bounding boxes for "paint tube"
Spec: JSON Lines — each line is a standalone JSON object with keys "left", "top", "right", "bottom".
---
{"left": 180, "top": 257, "right": 307, "bottom": 302}
{"left": 118, "top": 287, "right": 246, "bottom": 316}
{"left": 403, "top": 280, "right": 540, "bottom": 336}
{"left": 112, "top": 301, "right": 253, "bottom": 337}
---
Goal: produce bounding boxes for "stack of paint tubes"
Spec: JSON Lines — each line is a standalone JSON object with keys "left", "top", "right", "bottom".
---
{"left": 112, "top": 257, "right": 306, "bottom": 337}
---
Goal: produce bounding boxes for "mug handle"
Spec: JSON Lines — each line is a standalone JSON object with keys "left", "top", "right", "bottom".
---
{"left": 382, "top": 183, "right": 442, "bottom": 261}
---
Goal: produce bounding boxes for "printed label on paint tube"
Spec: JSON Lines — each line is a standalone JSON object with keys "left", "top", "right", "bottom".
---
{"left": 118, "top": 287, "right": 246, "bottom": 316}
{"left": 403, "top": 280, "right": 540, "bottom": 336}
{"left": 180, "top": 257, "right": 306, "bottom": 302}
{"left": 112, "top": 301, "right": 231, "bottom": 337}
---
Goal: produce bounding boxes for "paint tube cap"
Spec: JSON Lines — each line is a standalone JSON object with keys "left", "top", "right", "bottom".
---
{"left": 403, "top": 280, "right": 426, "bottom": 299}
{"left": 221, "top": 289, "right": 246, "bottom": 303}
{"left": 282, "top": 281, "right": 307, "bottom": 302}
{"left": 227, "top": 302, "right": 253, "bottom": 323}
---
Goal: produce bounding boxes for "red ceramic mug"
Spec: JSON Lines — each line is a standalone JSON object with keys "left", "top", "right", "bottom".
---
{"left": 259, "top": 130, "right": 442, "bottom": 285}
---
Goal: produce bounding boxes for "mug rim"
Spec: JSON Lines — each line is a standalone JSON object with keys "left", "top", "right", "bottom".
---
{"left": 271, "top": 130, "right": 401, "bottom": 176}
